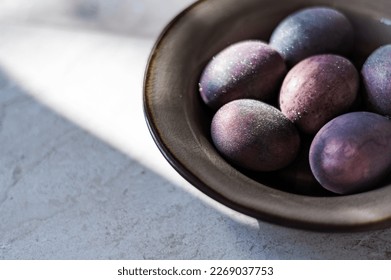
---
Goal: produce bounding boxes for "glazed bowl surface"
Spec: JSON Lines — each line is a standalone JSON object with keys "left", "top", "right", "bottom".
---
{"left": 144, "top": 0, "right": 391, "bottom": 231}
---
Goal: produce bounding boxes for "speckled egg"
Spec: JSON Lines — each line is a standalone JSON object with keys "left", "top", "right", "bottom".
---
{"left": 211, "top": 99, "right": 300, "bottom": 172}
{"left": 309, "top": 111, "right": 391, "bottom": 195}
{"left": 199, "top": 40, "right": 286, "bottom": 110}
{"left": 362, "top": 44, "right": 391, "bottom": 116}
{"left": 279, "top": 54, "right": 359, "bottom": 135}
{"left": 269, "top": 6, "right": 354, "bottom": 66}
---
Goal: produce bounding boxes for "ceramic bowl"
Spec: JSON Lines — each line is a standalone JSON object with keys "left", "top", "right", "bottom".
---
{"left": 144, "top": 0, "right": 391, "bottom": 231}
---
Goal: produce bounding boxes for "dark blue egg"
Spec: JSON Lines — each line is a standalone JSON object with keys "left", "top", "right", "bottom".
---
{"left": 362, "top": 44, "right": 391, "bottom": 117}
{"left": 270, "top": 7, "right": 354, "bottom": 66}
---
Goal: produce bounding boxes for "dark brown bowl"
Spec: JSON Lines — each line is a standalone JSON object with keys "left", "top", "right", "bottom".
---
{"left": 144, "top": 0, "right": 391, "bottom": 231}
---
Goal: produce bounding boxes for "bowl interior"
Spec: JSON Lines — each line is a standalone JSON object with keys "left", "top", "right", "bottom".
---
{"left": 144, "top": 0, "right": 391, "bottom": 231}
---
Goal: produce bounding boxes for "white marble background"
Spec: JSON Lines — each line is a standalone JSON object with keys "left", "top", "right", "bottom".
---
{"left": 1, "top": 0, "right": 391, "bottom": 259}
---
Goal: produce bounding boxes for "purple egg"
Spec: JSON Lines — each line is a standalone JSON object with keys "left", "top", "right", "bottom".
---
{"left": 279, "top": 54, "right": 359, "bottom": 135}
{"left": 199, "top": 40, "right": 286, "bottom": 110}
{"left": 211, "top": 99, "right": 300, "bottom": 172}
{"left": 270, "top": 6, "right": 354, "bottom": 66}
{"left": 362, "top": 44, "right": 391, "bottom": 116}
{"left": 309, "top": 111, "right": 391, "bottom": 195}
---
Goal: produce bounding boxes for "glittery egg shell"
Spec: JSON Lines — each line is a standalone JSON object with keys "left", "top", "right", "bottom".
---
{"left": 211, "top": 99, "right": 300, "bottom": 172}
{"left": 199, "top": 40, "right": 286, "bottom": 110}
{"left": 269, "top": 6, "right": 354, "bottom": 66}
{"left": 362, "top": 44, "right": 391, "bottom": 116}
{"left": 279, "top": 54, "right": 359, "bottom": 135}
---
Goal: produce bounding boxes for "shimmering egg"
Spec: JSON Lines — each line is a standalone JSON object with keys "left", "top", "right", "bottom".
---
{"left": 211, "top": 99, "right": 300, "bottom": 171}
{"left": 279, "top": 54, "right": 359, "bottom": 135}
{"left": 362, "top": 44, "right": 391, "bottom": 116}
{"left": 270, "top": 6, "right": 354, "bottom": 66}
{"left": 199, "top": 40, "right": 286, "bottom": 110}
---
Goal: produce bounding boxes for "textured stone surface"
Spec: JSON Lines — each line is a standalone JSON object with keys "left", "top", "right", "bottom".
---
{"left": 1, "top": 0, "right": 391, "bottom": 260}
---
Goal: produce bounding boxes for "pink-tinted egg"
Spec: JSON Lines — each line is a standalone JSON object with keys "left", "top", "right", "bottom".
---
{"left": 199, "top": 40, "right": 286, "bottom": 110}
{"left": 279, "top": 54, "right": 359, "bottom": 135}
{"left": 211, "top": 99, "right": 300, "bottom": 171}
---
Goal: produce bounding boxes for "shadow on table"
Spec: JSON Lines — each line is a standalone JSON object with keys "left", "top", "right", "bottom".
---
{"left": 0, "top": 65, "right": 230, "bottom": 259}
{"left": 0, "top": 59, "right": 391, "bottom": 260}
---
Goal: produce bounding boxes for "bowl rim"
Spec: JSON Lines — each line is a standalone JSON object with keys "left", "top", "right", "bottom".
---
{"left": 143, "top": 0, "right": 391, "bottom": 232}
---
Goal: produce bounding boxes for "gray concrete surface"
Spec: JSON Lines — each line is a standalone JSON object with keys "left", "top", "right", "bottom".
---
{"left": 1, "top": 0, "right": 391, "bottom": 259}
